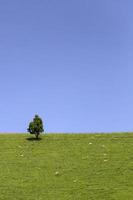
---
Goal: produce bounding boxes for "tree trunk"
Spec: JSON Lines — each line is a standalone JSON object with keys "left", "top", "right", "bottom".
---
{"left": 35, "top": 133, "right": 39, "bottom": 139}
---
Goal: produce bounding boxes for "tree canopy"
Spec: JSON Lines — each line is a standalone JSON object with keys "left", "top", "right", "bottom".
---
{"left": 27, "top": 115, "right": 44, "bottom": 139}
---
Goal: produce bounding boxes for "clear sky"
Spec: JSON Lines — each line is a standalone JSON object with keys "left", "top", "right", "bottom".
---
{"left": 0, "top": 0, "right": 132, "bottom": 133}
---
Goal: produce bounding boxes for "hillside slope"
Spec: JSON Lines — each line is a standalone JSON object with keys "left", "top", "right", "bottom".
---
{"left": 0, "top": 133, "right": 133, "bottom": 200}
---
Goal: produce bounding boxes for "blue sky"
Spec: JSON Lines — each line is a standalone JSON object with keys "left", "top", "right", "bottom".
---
{"left": 0, "top": 0, "right": 132, "bottom": 133}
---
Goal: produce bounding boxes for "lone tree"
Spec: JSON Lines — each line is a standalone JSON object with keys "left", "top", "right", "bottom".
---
{"left": 27, "top": 115, "right": 44, "bottom": 139}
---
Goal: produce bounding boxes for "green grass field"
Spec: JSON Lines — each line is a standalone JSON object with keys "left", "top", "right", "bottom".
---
{"left": 0, "top": 133, "right": 133, "bottom": 200}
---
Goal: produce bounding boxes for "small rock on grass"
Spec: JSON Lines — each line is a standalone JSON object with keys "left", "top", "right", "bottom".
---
{"left": 55, "top": 171, "right": 59, "bottom": 176}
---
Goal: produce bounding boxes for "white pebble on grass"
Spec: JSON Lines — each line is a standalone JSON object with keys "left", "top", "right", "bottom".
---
{"left": 55, "top": 171, "right": 59, "bottom": 175}
{"left": 89, "top": 142, "right": 92, "bottom": 145}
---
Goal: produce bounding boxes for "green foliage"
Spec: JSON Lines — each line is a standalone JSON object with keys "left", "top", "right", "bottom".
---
{"left": 27, "top": 115, "right": 44, "bottom": 138}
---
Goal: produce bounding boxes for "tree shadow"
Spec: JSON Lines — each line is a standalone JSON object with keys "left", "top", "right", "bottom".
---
{"left": 26, "top": 137, "right": 42, "bottom": 141}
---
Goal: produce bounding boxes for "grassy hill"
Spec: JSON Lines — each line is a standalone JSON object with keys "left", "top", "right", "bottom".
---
{"left": 0, "top": 133, "right": 133, "bottom": 200}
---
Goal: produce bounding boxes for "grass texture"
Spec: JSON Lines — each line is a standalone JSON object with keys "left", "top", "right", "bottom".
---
{"left": 0, "top": 133, "right": 133, "bottom": 200}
